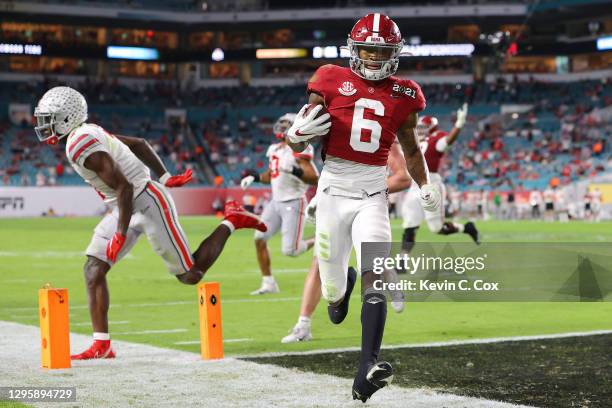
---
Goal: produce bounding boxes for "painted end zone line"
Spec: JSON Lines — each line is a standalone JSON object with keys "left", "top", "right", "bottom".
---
{"left": 238, "top": 329, "right": 612, "bottom": 359}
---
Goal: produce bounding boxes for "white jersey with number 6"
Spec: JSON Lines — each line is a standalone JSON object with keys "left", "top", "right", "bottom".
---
{"left": 267, "top": 142, "right": 314, "bottom": 202}
{"left": 65, "top": 123, "right": 151, "bottom": 205}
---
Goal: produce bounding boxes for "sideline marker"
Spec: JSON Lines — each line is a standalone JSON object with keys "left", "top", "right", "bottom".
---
{"left": 38, "top": 285, "right": 71, "bottom": 369}
{"left": 198, "top": 282, "right": 224, "bottom": 359}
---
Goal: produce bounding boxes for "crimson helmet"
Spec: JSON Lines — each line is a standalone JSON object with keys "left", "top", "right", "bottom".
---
{"left": 347, "top": 13, "right": 404, "bottom": 81}
{"left": 417, "top": 115, "right": 438, "bottom": 139}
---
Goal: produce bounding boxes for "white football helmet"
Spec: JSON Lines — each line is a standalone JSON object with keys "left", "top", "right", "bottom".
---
{"left": 34, "top": 86, "right": 88, "bottom": 145}
{"left": 273, "top": 113, "right": 296, "bottom": 140}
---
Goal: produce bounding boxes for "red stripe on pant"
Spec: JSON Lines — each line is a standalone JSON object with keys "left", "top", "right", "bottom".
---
{"left": 147, "top": 183, "right": 194, "bottom": 270}
{"left": 294, "top": 197, "right": 305, "bottom": 251}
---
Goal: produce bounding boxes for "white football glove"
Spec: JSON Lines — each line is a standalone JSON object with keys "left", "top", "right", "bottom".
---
{"left": 305, "top": 194, "right": 317, "bottom": 224}
{"left": 287, "top": 104, "right": 331, "bottom": 144}
{"left": 454, "top": 103, "right": 468, "bottom": 129}
{"left": 420, "top": 183, "right": 441, "bottom": 213}
{"left": 240, "top": 175, "right": 255, "bottom": 190}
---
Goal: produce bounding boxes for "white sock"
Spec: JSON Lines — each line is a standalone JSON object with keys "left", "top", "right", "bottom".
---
{"left": 93, "top": 332, "right": 110, "bottom": 341}
{"left": 221, "top": 220, "right": 235, "bottom": 233}
{"left": 298, "top": 316, "right": 311, "bottom": 327}
{"left": 263, "top": 276, "right": 276, "bottom": 285}
{"left": 455, "top": 223, "right": 465, "bottom": 232}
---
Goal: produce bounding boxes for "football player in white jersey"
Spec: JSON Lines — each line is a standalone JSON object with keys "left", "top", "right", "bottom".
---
{"left": 281, "top": 141, "right": 411, "bottom": 344}
{"left": 240, "top": 113, "right": 319, "bottom": 295}
{"left": 34, "top": 86, "right": 267, "bottom": 360}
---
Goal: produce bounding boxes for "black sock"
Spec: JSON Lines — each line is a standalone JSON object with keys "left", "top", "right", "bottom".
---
{"left": 439, "top": 221, "right": 459, "bottom": 235}
{"left": 401, "top": 227, "right": 418, "bottom": 252}
{"left": 357, "top": 291, "right": 387, "bottom": 380}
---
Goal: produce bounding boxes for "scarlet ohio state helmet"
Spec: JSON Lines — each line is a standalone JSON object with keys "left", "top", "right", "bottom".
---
{"left": 347, "top": 13, "right": 404, "bottom": 81}
{"left": 417, "top": 115, "right": 438, "bottom": 139}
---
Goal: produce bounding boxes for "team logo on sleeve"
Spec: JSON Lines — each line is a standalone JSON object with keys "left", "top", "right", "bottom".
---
{"left": 338, "top": 81, "right": 357, "bottom": 96}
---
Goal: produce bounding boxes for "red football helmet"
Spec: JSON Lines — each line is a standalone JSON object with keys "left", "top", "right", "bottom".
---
{"left": 417, "top": 115, "right": 438, "bottom": 139}
{"left": 347, "top": 13, "right": 404, "bottom": 81}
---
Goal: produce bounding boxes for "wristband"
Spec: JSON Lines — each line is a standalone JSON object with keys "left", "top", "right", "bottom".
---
{"left": 253, "top": 173, "right": 260, "bottom": 182}
{"left": 291, "top": 166, "right": 304, "bottom": 178}
{"left": 159, "top": 172, "right": 171, "bottom": 184}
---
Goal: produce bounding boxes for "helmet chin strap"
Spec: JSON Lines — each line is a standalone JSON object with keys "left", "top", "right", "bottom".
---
{"left": 45, "top": 135, "right": 59, "bottom": 146}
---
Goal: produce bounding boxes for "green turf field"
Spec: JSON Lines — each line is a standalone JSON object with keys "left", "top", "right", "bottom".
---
{"left": 1, "top": 217, "right": 611, "bottom": 356}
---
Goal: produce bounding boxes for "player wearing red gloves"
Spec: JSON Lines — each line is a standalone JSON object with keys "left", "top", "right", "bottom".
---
{"left": 34, "top": 86, "right": 266, "bottom": 360}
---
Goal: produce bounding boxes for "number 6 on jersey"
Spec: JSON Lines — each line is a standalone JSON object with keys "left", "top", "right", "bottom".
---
{"left": 350, "top": 98, "right": 385, "bottom": 153}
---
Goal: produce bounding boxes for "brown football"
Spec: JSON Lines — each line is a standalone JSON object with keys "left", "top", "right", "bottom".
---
{"left": 302, "top": 103, "right": 328, "bottom": 119}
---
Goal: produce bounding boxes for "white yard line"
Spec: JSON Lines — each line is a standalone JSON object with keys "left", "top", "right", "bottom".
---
{"left": 112, "top": 329, "right": 188, "bottom": 335}
{"left": 3, "top": 296, "right": 303, "bottom": 312}
{"left": 0, "top": 321, "right": 527, "bottom": 408}
{"left": 0, "top": 251, "right": 135, "bottom": 260}
{"left": 71, "top": 320, "right": 130, "bottom": 326}
{"left": 174, "top": 338, "right": 253, "bottom": 345}
{"left": 223, "top": 338, "right": 253, "bottom": 343}
{"left": 240, "top": 329, "right": 612, "bottom": 358}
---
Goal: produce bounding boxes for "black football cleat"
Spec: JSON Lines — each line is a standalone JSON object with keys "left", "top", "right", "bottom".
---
{"left": 352, "top": 361, "right": 394, "bottom": 403}
{"left": 328, "top": 266, "right": 357, "bottom": 324}
{"left": 464, "top": 221, "right": 480, "bottom": 245}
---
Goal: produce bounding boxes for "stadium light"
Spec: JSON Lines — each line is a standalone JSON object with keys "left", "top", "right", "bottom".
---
{"left": 255, "top": 48, "right": 308, "bottom": 59}
{"left": 596, "top": 36, "right": 612, "bottom": 51}
{"left": 106, "top": 46, "right": 159, "bottom": 61}
{"left": 312, "top": 46, "right": 338, "bottom": 59}
{"left": 211, "top": 48, "right": 225, "bottom": 62}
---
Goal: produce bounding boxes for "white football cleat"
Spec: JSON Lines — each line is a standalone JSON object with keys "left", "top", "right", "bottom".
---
{"left": 250, "top": 280, "right": 280, "bottom": 295}
{"left": 281, "top": 324, "right": 312, "bottom": 343}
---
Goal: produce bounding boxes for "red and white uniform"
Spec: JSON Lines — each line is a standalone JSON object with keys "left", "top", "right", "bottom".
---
{"left": 255, "top": 142, "right": 316, "bottom": 257}
{"left": 267, "top": 142, "right": 314, "bottom": 202}
{"left": 308, "top": 64, "right": 426, "bottom": 301}
{"left": 421, "top": 130, "right": 449, "bottom": 174}
{"left": 402, "top": 130, "right": 448, "bottom": 232}
{"left": 66, "top": 123, "right": 150, "bottom": 203}
{"left": 67, "top": 123, "right": 194, "bottom": 275}
{"left": 311, "top": 64, "right": 425, "bottom": 196}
